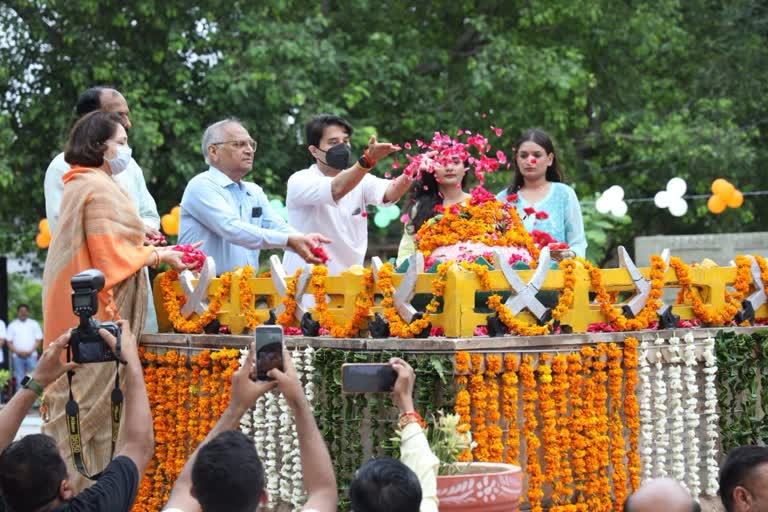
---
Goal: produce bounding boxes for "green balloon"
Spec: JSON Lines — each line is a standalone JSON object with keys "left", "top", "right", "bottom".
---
{"left": 373, "top": 211, "right": 390, "bottom": 228}
{"left": 383, "top": 204, "right": 401, "bottom": 220}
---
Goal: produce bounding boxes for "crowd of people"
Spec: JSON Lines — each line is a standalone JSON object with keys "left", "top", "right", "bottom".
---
{"left": 0, "top": 85, "right": 758, "bottom": 511}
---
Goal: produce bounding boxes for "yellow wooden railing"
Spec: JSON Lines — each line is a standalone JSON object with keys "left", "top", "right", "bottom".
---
{"left": 154, "top": 262, "right": 767, "bottom": 337}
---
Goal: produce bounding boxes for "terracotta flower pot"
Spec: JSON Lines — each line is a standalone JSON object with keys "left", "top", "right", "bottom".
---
{"left": 437, "top": 462, "right": 523, "bottom": 511}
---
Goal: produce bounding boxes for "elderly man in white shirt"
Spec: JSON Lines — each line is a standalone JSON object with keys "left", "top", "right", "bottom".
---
{"left": 6, "top": 305, "right": 43, "bottom": 392}
{"left": 283, "top": 114, "right": 411, "bottom": 275}
{"left": 44, "top": 86, "right": 162, "bottom": 332}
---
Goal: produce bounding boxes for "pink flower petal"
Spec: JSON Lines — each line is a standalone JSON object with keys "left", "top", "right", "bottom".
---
{"left": 404, "top": 142, "right": 411, "bottom": 149}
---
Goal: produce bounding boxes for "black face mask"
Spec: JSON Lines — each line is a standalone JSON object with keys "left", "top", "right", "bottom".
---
{"left": 318, "top": 143, "right": 351, "bottom": 170}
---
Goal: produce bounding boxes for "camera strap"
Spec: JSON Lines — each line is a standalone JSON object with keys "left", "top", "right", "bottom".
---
{"left": 65, "top": 340, "right": 124, "bottom": 480}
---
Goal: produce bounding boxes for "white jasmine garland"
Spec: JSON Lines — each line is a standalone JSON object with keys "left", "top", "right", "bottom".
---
{"left": 278, "top": 394, "right": 295, "bottom": 502}
{"left": 702, "top": 337, "right": 720, "bottom": 496}
{"left": 668, "top": 361, "right": 685, "bottom": 483}
{"left": 683, "top": 331, "right": 701, "bottom": 497}
{"left": 638, "top": 340, "right": 655, "bottom": 482}
{"left": 264, "top": 390, "right": 281, "bottom": 506}
{"left": 653, "top": 337, "right": 669, "bottom": 477}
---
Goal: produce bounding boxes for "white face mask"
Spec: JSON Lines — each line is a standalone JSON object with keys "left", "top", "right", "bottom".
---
{"left": 107, "top": 145, "right": 132, "bottom": 176}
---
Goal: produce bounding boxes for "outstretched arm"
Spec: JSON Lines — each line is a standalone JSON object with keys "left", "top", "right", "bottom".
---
{"left": 0, "top": 332, "right": 78, "bottom": 453}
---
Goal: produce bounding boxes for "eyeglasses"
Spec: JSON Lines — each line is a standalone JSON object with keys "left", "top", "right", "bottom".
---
{"left": 212, "top": 139, "right": 258, "bottom": 150}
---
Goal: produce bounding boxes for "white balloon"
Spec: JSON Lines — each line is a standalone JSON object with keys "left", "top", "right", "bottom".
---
{"left": 611, "top": 200, "right": 628, "bottom": 217}
{"left": 669, "top": 197, "right": 688, "bottom": 217}
{"left": 666, "top": 177, "right": 687, "bottom": 197}
{"left": 606, "top": 185, "right": 625, "bottom": 201}
{"left": 654, "top": 190, "right": 671, "bottom": 208}
{"left": 596, "top": 195, "right": 612, "bottom": 214}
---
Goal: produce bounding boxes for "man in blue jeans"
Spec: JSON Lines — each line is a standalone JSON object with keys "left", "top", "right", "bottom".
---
{"left": 6, "top": 305, "right": 42, "bottom": 393}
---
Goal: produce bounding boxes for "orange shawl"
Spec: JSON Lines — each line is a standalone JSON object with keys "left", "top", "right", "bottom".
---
{"left": 42, "top": 166, "right": 153, "bottom": 345}
{"left": 41, "top": 167, "right": 152, "bottom": 492}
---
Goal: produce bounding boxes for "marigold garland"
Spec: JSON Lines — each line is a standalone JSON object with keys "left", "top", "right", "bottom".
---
{"left": 310, "top": 265, "right": 375, "bottom": 337}
{"left": 159, "top": 270, "right": 233, "bottom": 333}
{"left": 552, "top": 259, "right": 577, "bottom": 322}
{"left": 134, "top": 348, "right": 241, "bottom": 510}
{"left": 238, "top": 265, "right": 263, "bottom": 331}
{"left": 669, "top": 256, "right": 751, "bottom": 325}
{"left": 576, "top": 255, "right": 666, "bottom": 331}
{"left": 607, "top": 343, "right": 629, "bottom": 511}
{"left": 469, "top": 353, "right": 489, "bottom": 461}
{"left": 623, "top": 337, "right": 642, "bottom": 491}
{"left": 520, "top": 355, "right": 544, "bottom": 512}
{"left": 378, "top": 262, "right": 450, "bottom": 338}
{"left": 485, "top": 355, "right": 504, "bottom": 462}
{"left": 454, "top": 352, "right": 473, "bottom": 462}
{"left": 566, "top": 352, "right": 587, "bottom": 504}
{"left": 502, "top": 354, "right": 520, "bottom": 465}
{"left": 551, "top": 353, "right": 573, "bottom": 505}
{"left": 276, "top": 268, "right": 303, "bottom": 327}
{"left": 592, "top": 345, "right": 612, "bottom": 511}
{"left": 487, "top": 294, "right": 550, "bottom": 336}
{"left": 538, "top": 354, "right": 563, "bottom": 504}
{"left": 461, "top": 261, "right": 493, "bottom": 289}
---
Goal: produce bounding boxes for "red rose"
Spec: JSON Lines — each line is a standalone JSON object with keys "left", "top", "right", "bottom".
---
{"left": 523, "top": 206, "right": 536, "bottom": 216}
{"left": 506, "top": 193, "right": 519, "bottom": 202}
{"left": 535, "top": 211, "right": 549, "bottom": 220}
{"left": 310, "top": 246, "right": 330, "bottom": 264}
{"left": 434, "top": 204, "right": 445, "bottom": 214}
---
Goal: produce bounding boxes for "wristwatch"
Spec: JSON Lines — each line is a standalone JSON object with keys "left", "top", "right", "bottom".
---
{"left": 21, "top": 376, "right": 44, "bottom": 398}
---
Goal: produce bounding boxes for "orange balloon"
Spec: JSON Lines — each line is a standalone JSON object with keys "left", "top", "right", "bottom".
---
{"left": 161, "top": 214, "right": 179, "bottom": 235}
{"left": 708, "top": 195, "right": 726, "bottom": 214}
{"left": 711, "top": 178, "right": 730, "bottom": 196}
{"left": 171, "top": 206, "right": 181, "bottom": 218}
{"left": 726, "top": 190, "right": 744, "bottom": 208}
{"left": 38, "top": 218, "right": 49, "bottom": 235}
{"left": 36, "top": 232, "right": 50, "bottom": 249}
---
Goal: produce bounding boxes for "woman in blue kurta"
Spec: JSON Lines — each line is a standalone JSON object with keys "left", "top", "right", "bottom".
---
{"left": 496, "top": 129, "right": 587, "bottom": 259}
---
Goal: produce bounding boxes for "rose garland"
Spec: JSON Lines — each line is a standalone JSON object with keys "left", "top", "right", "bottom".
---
{"left": 607, "top": 343, "right": 628, "bottom": 510}
{"left": 485, "top": 355, "right": 504, "bottom": 462}
{"left": 682, "top": 332, "right": 701, "bottom": 497}
{"left": 703, "top": 336, "right": 720, "bottom": 495}
{"left": 378, "top": 262, "right": 450, "bottom": 338}
{"left": 637, "top": 340, "right": 653, "bottom": 482}
{"left": 310, "top": 265, "right": 375, "bottom": 337}
{"left": 501, "top": 354, "right": 520, "bottom": 465}
{"left": 469, "top": 353, "right": 489, "bottom": 461}
{"left": 159, "top": 270, "right": 233, "bottom": 333}
{"left": 520, "top": 355, "right": 544, "bottom": 512}
{"left": 577, "top": 255, "right": 666, "bottom": 331}
{"left": 623, "top": 337, "right": 642, "bottom": 492}
{"left": 669, "top": 255, "right": 751, "bottom": 325}
{"left": 277, "top": 268, "right": 303, "bottom": 327}
{"left": 537, "top": 354, "right": 563, "bottom": 504}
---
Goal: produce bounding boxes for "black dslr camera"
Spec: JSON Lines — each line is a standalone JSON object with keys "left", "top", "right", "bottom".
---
{"left": 70, "top": 269, "right": 121, "bottom": 364}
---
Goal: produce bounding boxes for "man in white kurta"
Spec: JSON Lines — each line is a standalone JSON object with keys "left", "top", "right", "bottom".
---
{"left": 43, "top": 87, "right": 161, "bottom": 332}
{"left": 283, "top": 114, "right": 411, "bottom": 275}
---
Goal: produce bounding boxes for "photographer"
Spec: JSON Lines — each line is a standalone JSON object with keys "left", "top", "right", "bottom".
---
{"left": 349, "top": 358, "right": 440, "bottom": 512}
{"left": 163, "top": 344, "right": 337, "bottom": 512}
{"left": 0, "top": 321, "right": 154, "bottom": 511}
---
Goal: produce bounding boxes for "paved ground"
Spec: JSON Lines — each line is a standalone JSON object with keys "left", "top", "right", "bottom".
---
{"left": 15, "top": 411, "right": 42, "bottom": 439}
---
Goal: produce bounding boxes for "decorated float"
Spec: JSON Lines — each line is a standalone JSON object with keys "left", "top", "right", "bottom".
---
{"left": 132, "top": 131, "right": 768, "bottom": 511}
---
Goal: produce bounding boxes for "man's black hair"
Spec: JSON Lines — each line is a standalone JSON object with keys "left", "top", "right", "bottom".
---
{"left": 75, "top": 86, "right": 117, "bottom": 118}
{"left": 16, "top": 304, "right": 29, "bottom": 312}
{"left": 0, "top": 434, "right": 67, "bottom": 512}
{"left": 191, "top": 430, "right": 265, "bottom": 512}
{"left": 720, "top": 445, "right": 768, "bottom": 512}
{"left": 349, "top": 457, "right": 422, "bottom": 512}
{"left": 305, "top": 114, "right": 353, "bottom": 148}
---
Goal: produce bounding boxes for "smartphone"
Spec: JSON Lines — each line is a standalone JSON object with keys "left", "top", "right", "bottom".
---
{"left": 341, "top": 363, "right": 398, "bottom": 393}
{"left": 254, "top": 325, "right": 284, "bottom": 381}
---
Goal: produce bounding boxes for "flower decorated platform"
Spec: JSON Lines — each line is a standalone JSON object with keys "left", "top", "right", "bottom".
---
{"left": 135, "top": 325, "right": 768, "bottom": 511}
{"left": 138, "top": 251, "right": 768, "bottom": 510}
